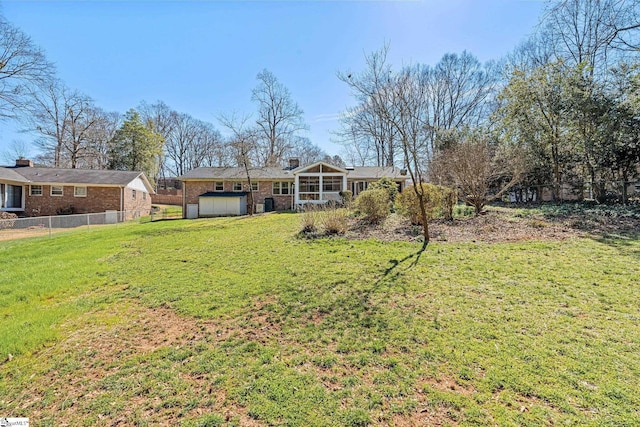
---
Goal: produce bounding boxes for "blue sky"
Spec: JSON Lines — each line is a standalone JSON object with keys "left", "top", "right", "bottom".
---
{"left": 0, "top": 0, "right": 544, "bottom": 159}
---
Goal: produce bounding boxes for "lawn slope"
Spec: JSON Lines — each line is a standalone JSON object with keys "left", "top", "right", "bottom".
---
{"left": 1, "top": 213, "right": 639, "bottom": 426}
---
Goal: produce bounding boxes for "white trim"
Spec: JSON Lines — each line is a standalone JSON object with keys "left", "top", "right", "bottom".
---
{"left": 74, "top": 186, "right": 87, "bottom": 197}
{"left": 292, "top": 161, "right": 348, "bottom": 175}
{"left": 30, "top": 185, "right": 43, "bottom": 196}
{"left": 50, "top": 185, "right": 64, "bottom": 196}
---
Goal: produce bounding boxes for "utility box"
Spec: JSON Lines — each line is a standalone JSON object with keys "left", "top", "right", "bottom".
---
{"left": 186, "top": 204, "right": 199, "bottom": 219}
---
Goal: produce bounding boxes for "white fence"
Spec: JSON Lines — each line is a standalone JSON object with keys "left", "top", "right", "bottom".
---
{"left": 0, "top": 210, "right": 151, "bottom": 241}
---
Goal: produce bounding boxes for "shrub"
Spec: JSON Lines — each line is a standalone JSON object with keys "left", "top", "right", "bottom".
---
{"left": 339, "top": 190, "right": 353, "bottom": 207}
{"left": 395, "top": 184, "right": 442, "bottom": 225}
{"left": 299, "top": 205, "right": 320, "bottom": 233}
{"left": 369, "top": 177, "right": 399, "bottom": 202}
{"left": 453, "top": 204, "right": 475, "bottom": 217}
{"left": 354, "top": 189, "right": 391, "bottom": 223}
{"left": 439, "top": 186, "right": 458, "bottom": 221}
{"left": 320, "top": 207, "right": 349, "bottom": 235}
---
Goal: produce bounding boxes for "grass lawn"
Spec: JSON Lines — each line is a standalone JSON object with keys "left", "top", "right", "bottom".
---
{"left": 1, "top": 211, "right": 639, "bottom": 426}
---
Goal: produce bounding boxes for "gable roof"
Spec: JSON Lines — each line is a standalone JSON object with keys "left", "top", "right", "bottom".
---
{"left": 0, "top": 167, "right": 30, "bottom": 184}
{"left": 0, "top": 166, "right": 155, "bottom": 193}
{"left": 292, "top": 161, "right": 348, "bottom": 174}
{"left": 180, "top": 167, "right": 293, "bottom": 180}
{"left": 179, "top": 164, "right": 408, "bottom": 181}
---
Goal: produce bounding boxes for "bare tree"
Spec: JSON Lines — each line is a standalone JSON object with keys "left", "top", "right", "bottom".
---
{"left": 1, "top": 139, "right": 31, "bottom": 164}
{"left": 82, "top": 109, "right": 121, "bottom": 169}
{"left": 338, "top": 45, "right": 400, "bottom": 167}
{"left": 218, "top": 113, "right": 258, "bottom": 215}
{"left": 430, "top": 135, "right": 525, "bottom": 214}
{"left": 252, "top": 69, "right": 308, "bottom": 167}
{"left": 342, "top": 47, "right": 434, "bottom": 247}
{"left": 542, "top": 0, "right": 640, "bottom": 76}
{"left": 0, "top": 16, "right": 53, "bottom": 120}
{"left": 287, "top": 137, "right": 327, "bottom": 166}
{"left": 26, "top": 79, "right": 98, "bottom": 168}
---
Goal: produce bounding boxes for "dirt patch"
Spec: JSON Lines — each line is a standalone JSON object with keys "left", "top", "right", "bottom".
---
{"left": 341, "top": 206, "right": 640, "bottom": 244}
{"left": 6, "top": 302, "right": 266, "bottom": 426}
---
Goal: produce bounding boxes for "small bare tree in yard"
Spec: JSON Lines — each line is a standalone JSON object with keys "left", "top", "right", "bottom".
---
{"left": 218, "top": 113, "right": 258, "bottom": 215}
{"left": 431, "top": 137, "right": 525, "bottom": 215}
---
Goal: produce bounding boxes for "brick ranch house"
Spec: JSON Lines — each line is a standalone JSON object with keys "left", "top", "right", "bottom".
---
{"left": 178, "top": 160, "right": 407, "bottom": 218}
{"left": 0, "top": 159, "right": 154, "bottom": 217}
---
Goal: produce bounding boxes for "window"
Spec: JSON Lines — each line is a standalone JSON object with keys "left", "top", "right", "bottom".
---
{"left": 214, "top": 181, "right": 224, "bottom": 191}
{"left": 30, "top": 185, "right": 43, "bottom": 196}
{"left": 143, "top": 192, "right": 147, "bottom": 200}
{"left": 51, "top": 186, "right": 63, "bottom": 196}
{"left": 323, "top": 176, "right": 342, "bottom": 192}
{"left": 273, "top": 181, "right": 293, "bottom": 195}
{"left": 233, "top": 182, "right": 243, "bottom": 191}
{"left": 74, "top": 186, "right": 87, "bottom": 197}
{"left": 1, "top": 184, "right": 22, "bottom": 209}
{"left": 299, "top": 176, "right": 320, "bottom": 193}
{"left": 250, "top": 181, "right": 258, "bottom": 192}
{"left": 132, "top": 190, "right": 136, "bottom": 199}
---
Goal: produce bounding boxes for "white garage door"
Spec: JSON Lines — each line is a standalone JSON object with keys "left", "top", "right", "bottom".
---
{"left": 199, "top": 197, "right": 241, "bottom": 216}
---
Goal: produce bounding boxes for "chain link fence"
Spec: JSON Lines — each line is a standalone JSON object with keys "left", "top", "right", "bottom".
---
{"left": 0, "top": 210, "right": 152, "bottom": 241}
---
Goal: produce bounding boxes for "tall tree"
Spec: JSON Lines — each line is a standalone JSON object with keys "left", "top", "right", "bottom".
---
{"left": 82, "top": 109, "right": 121, "bottom": 169}
{"left": 0, "top": 16, "right": 53, "bottom": 120}
{"left": 27, "top": 79, "right": 98, "bottom": 168}
{"left": 108, "top": 109, "right": 164, "bottom": 185}
{"left": 252, "top": 69, "right": 308, "bottom": 167}
{"left": 496, "top": 61, "right": 573, "bottom": 200}
{"left": 542, "top": 0, "right": 640, "bottom": 75}
{"left": 342, "top": 48, "right": 434, "bottom": 246}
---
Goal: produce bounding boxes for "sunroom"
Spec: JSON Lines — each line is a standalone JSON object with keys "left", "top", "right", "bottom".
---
{"left": 293, "top": 162, "right": 347, "bottom": 205}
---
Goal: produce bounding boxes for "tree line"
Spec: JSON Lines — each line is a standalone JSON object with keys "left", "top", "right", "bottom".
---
{"left": 1, "top": 0, "right": 639, "bottom": 199}
{"left": 0, "top": 13, "right": 331, "bottom": 186}
{"left": 337, "top": 0, "right": 640, "bottom": 206}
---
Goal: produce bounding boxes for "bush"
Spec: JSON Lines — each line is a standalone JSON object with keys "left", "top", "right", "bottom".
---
{"left": 320, "top": 207, "right": 349, "bottom": 235}
{"left": 339, "top": 190, "right": 353, "bottom": 207}
{"left": 354, "top": 189, "right": 391, "bottom": 223}
{"left": 395, "top": 184, "right": 442, "bottom": 225}
{"left": 299, "top": 205, "right": 320, "bottom": 233}
{"left": 439, "top": 186, "right": 458, "bottom": 221}
{"left": 369, "top": 177, "right": 399, "bottom": 202}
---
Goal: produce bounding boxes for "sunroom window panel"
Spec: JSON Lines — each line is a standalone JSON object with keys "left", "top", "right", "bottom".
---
{"left": 323, "top": 176, "right": 342, "bottom": 192}
{"left": 299, "top": 177, "right": 319, "bottom": 193}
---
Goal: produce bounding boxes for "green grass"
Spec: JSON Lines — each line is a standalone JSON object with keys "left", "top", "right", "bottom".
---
{"left": 1, "top": 212, "right": 639, "bottom": 425}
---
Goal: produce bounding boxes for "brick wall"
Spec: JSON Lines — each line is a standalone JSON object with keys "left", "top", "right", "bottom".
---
{"left": 151, "top": 194, "right": 183, "bottom": 205}
{"left": 183, "top": 180, "right": 295, "bottom": 216}
{"left": 23, "top": 185, "right": 151, "bottom": 217}
{"left": 123, "top": 187, "right": 152, "bottom": 212}
{"left": 24, "top": 185, "right": 121, "bottom": 217}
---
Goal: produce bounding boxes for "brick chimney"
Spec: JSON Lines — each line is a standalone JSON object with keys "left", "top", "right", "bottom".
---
{"left": 288, "top": 158, "right": 300, "bottom": 170}
{"left": 15, "top": 158, "right": 34, "bottom": 167}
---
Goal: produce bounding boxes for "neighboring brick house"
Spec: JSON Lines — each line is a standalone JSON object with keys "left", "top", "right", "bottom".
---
{"left": 178, "top": 160, "right": 407, "bottom": 218}
{"left": 0, "top": 159, "right": 154, "bottom": 217}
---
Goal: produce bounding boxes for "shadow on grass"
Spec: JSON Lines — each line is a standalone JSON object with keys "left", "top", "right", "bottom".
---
{"left": 355, "top": 245, "right": 427, "bottom": 309}
{"left": 593, "top": 233, "right": 640, "bottom": 260}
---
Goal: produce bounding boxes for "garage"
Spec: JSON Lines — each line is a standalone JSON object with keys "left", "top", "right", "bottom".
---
{"left": 198, "top": 192, "right": 247, "bottom": 216}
